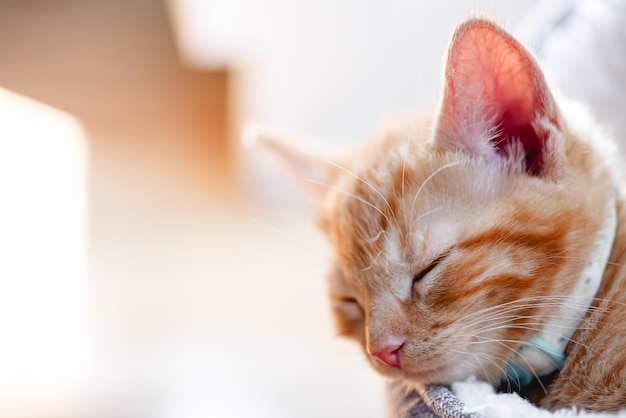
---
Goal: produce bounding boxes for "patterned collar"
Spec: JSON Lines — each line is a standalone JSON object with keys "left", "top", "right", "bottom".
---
{"left": 502, "top": 196, "right": 618, "bottom": 388}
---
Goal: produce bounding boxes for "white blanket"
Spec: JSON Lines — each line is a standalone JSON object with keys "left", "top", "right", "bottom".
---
{"left": 454, "top": 379, "right": 626, "bottom": 418}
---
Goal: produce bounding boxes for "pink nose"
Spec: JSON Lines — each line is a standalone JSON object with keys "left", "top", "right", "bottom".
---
{"left": 370, "top": 341, "right": 405, "bottom": 367}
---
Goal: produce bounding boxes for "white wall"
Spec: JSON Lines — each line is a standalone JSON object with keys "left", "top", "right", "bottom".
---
{"left": 169, "top": 0, "right": 539, "bottom": 143}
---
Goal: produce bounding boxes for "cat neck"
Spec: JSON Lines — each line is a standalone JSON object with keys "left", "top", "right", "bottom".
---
{"left": 502, "top": 192, "right": 618, "bottom": 388}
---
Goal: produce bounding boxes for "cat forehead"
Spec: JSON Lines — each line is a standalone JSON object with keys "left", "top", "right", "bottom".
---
{"left": 329, "top": 188, "right": 463, "bottom": 291}
{"left": 355, "top": 123, "right": 511, "bottom": 192}
{"left": 328, "top": 215, "right": 463, "bottom": 306}
{"left": 324, "top": 130, "right": 528, "bottom": 291}
{"left": 332, "top": 149, "right": 508, "bottom": 229}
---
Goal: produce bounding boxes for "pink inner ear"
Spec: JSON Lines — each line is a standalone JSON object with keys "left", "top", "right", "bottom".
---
{"left": 439, "top": 20, "right": 556, "bottom": 175}
{"left": 496, "top": 109, "right": 544, "bottom": 175}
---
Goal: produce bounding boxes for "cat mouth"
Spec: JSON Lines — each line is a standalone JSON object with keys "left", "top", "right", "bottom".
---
{"left": 369, "top": 346, "right": 462, "bottom": 382}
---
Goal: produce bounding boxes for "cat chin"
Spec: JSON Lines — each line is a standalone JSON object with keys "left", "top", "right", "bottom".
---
{"left": 403, "top": 361, "right": 476, "bottom": 386}
{"left": 403, "top": 364, "right": 459, "bottom": 385}
{"left": 370, "top": 355, "right": 474, "bottom": 385}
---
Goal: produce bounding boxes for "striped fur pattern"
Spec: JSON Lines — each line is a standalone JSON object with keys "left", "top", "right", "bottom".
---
{"left": 262, "top": 18, "right": 626, "bottom": 411}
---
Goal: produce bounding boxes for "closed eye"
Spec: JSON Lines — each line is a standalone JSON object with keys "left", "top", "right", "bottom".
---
{"left": 332, "top": 295, "right": 365, "bottom": 338}
{"left": 413, "top": 260, "right": 440, "bottom": 284}
{"left": 412, "top": 250, "right": 452, "bottom": 292}
{"left": 338, "top": 296, "right": 363, "bottom": 312}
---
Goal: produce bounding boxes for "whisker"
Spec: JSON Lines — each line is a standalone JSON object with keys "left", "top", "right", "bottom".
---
{"left": 450, "top": 347, "right": 509, "bottom": 385}
{"left": 545, "top": 254, "right": 626, "bottom": 270}
{"left": 471, "top": 317, "right": 598, "bottom": 334}
{"left": 363, "top": 229, "right": 387, "bottom": 245}
{"left": 456, "top": 295, "right": 567, "bottom": 323}
{"left": 361, "top": 249, "right": 385, "bottom": 272}
{"left": 251, "top": 217, "right": 301, "bottom": 243}
{"left": 408, "top": 161, "right": 463, "bottom": 228}
{"left": 303, "top": 151, "right": 401, "bottom": 231}
{"left": 456, "top": 294, "right": 624, "bottom": 326}
{"left": 250, "top": 217, "right": 327, "bottom": 258}
{"left": 307, "top": 178, "right": 393, "bottom": 229}
{"left": 400, "top": 118, "right": 421, "bottom": 235}
{"left": 467, "top": 337, "right": 551, "bottom": 393}
{"left": 407, "top": 207, "right": 444, "bottom": 245}
{"left": 401, "top": 117, "right": 419, "bottom": 202}
{"left": 469, "top": 325, "right": 600, "bottom": 357}
{"left": 466, "top": 306, "right": 606, "bottom": 329}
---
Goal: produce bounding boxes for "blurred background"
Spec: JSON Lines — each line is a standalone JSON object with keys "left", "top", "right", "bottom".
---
{"left": 0, "top": 1, "right": 539, "bottom": 417}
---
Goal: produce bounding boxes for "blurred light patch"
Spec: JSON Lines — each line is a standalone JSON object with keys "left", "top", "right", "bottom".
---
{"left": 0, "top": 88, "right": 88, "bottom": 405}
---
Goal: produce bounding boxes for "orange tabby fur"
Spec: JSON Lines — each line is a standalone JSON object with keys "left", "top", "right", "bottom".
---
{"left": 261, "top": 18, "right": 626, "bottom": 411}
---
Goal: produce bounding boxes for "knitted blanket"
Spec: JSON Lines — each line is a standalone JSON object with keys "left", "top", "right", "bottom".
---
{"left": 387, "top": 380, "right": 626, "bottom": 418}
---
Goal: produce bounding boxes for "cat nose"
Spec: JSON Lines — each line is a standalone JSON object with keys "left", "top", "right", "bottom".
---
{"left": 370, "top": 339, "right": 405, "bottom": 367}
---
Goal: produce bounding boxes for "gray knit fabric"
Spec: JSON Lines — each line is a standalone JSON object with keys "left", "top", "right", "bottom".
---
{"left": 386, "top": 381, "right": 486, "bottom": 418}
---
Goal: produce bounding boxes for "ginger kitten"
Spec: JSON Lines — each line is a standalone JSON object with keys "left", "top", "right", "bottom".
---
{"left": 260, "top": 18, "right": 626, "bottom": 411}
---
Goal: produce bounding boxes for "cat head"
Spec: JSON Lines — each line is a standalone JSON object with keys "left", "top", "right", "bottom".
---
{"left": 257, "top": 18, "right": 615, "bottom": 385}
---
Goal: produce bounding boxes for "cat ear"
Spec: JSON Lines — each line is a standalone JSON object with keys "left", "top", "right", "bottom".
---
{"left": 243, "top": 123, "right": 341, "bottom": 198}
{"left": 434, "top": 18, "right": 563, "bottom": 176}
